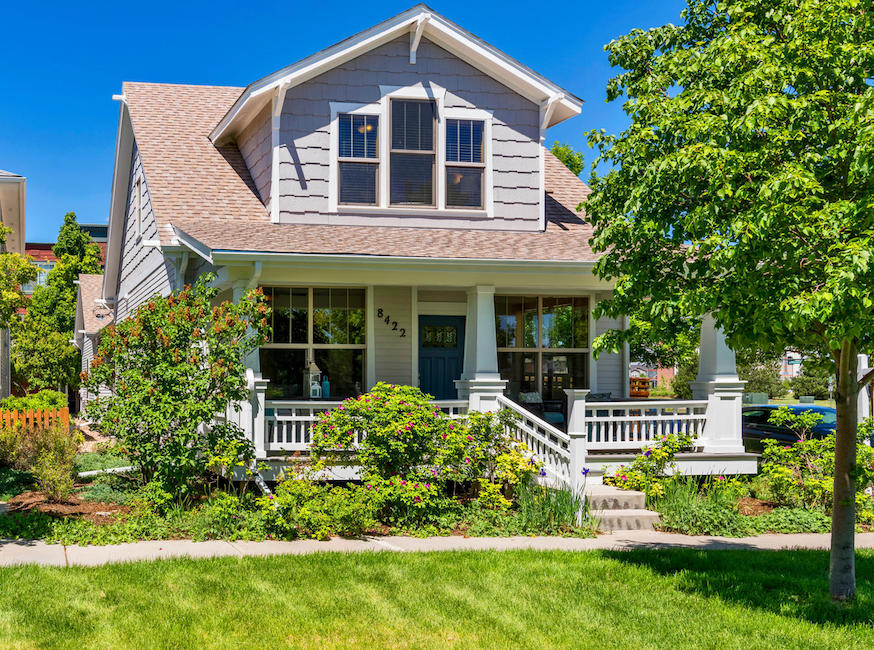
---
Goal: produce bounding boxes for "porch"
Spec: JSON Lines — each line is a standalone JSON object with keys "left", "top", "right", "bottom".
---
{"left": 214, "top": 260, "right": 755, "bottom": 483}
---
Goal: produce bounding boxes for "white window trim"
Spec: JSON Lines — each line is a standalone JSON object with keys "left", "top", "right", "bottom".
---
{"left": 328, "top": 84, "right": 493, "bottom": 218}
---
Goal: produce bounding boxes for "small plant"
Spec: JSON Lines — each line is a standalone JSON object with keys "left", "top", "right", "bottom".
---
{"left": 604, "top": 431, "right": 694, "bottom": 494}
{"left": 0, "top": 389, "right": 67, "bottom": 411}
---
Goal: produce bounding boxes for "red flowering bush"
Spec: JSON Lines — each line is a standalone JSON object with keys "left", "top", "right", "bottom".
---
{"left": 84, "top": 273, "right": 270, "bottom": 495}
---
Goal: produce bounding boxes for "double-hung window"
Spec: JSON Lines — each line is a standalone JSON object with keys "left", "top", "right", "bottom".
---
{"left": 390, "top": 99, "right": 436, "bottom": 206}
{"left": 338, "top": 113, "right": 379, "bottom": 205}
{"left": 445, "top": 119, "right": 484, "bottom": 208}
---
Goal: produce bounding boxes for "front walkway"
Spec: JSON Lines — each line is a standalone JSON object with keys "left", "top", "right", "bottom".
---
{"left": 3, "top": 532, "right": 874, "bottom": 567}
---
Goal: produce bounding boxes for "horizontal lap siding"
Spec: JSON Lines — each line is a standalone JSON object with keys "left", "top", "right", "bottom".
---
{"left": 276, "top": 35, "right": 541, "bottom": 230}
{"left": 237, "top": 104, "right": 272, "bottom": 206}
{"left": 595, "top": 315, "right": 625, "bottom": 398}
{"left": 115, "top": 144, "right": 175, "bottom": 324}
{"left": 373, "top": 287, "right": 413, "bottom": 386}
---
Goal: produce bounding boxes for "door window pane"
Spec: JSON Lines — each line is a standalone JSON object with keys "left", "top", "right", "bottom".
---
{"left": 446, "top": 167, "right": 482, "bottom": 208}
{"left": 542, "top": 297, "right": 589, "bottom": 348}
{"left": 391, "top": 100, "right": 435, "bottom": 151}
{"left": 422, "top": 325, "right": 459, "bottom": 348}
{"left": 542, "top": 353, "right": 588, "bottom": 401}
{"left": 498, "top": 351, "right": 537, "bottom": 401}
{"left": 260, "top": 348, "right": 306, "bottom": 399}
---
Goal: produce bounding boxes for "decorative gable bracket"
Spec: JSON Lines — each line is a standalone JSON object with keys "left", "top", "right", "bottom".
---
{"left": 409, "top": 12, "right": 431, "bottom": 64}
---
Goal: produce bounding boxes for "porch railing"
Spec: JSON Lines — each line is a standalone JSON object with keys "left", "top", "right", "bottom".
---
{"left": 585, "top": 399, "right": 708, "bottom": 451}
{"left": 264, "top": 399, "right": 469, "bottom": 453}
{"left": 496, "top": 395, "right": 571, "bottom": 485}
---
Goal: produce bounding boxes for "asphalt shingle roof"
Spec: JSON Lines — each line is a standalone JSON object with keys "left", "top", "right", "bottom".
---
{"left": 124, "top": 82, "right": 596, "bottom": 262}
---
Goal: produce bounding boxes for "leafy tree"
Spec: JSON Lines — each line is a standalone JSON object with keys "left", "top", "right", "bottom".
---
{"left": 737, "top": 350, "right": 788, "bottom": 398}
{"left": 0, "top": 225, "right": 37, "bottom": 400}
{"left": 0, "top": 225, "right": 36, "bottom": 329}
{"left": 13, "top": 213, "right": 102, "bottom": 394}
{"left": 551, "top": 142, "right": 585, "bottom": 177}
{"left": 10, "top": 318, "right": 79, "bottom": 390}
{"left": 790, "top": 360, "right": 833, "bottom": 400}
{"left": 28, "top": 213, "right": 102, "bottom": 334}
{"left": 586, "top": 0, "right": 874, "bottom": 599}
{"left": 83, "top": 274, "right": 270, "bottom": 495}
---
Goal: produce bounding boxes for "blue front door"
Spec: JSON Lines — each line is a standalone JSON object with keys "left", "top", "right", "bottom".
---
{"left": 419, "top": 315, "right": 466, "bottom": 400}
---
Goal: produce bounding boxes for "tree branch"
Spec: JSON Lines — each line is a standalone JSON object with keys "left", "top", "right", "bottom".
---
{"left": 858, "top": 367, "right": 874, "bottom": 391}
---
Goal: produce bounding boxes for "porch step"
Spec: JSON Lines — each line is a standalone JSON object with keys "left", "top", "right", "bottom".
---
{"left": 585, "top": 484, "right": 645, "bottom": 510}
{"left": 595, "top": 509, "right": 661, "bottom": 532}
{"left": 585, "top": 484, "right": 660, "bottom": 532}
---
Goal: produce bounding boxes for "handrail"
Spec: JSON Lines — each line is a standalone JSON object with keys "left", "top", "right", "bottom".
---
{"left": 496, "top": 395, "right": 569, "bottom": 444}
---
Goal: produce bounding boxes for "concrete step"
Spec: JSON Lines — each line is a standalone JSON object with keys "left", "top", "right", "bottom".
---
{"left": 585, "top": 484, "right": 646, "bottom": 511}
{"left": 595, "top": 508, "right": 661, "bottom": 532}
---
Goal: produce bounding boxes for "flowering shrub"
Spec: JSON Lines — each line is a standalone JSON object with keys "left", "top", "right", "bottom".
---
{"left": 258, "top": 479, "right": 377, "bottom": 540}
{"left": 84, "top": 273, "right": 270, "bottom": 495}
{"left": 310, "top": 383, "right": 447, "bottom": 479}
{"left": 604, "top": 431, "right": 694, "bottom": 494}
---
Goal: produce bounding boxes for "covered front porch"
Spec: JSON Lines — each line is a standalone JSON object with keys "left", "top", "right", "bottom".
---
{"left": 212, "top": 255, "right": 755, "bottom": 482}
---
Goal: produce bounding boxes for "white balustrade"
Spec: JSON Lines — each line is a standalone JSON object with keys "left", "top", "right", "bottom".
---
{"left": 496, "top": 395, "right": 571, "bottom": 486}
{"left": 264, "top": 399, "right": 468, "bottom": 453}
{"left": 585, "top": 400, "right": 708, "bottom": 451}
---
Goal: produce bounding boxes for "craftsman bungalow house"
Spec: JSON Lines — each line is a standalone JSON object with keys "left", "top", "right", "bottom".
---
{"left": 83, "top": 6, "right": 753, "bottom": 481}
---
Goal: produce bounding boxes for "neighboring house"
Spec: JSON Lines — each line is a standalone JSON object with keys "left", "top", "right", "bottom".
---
{"left": 780, "top": 350, "right": 803, "bottom": 381}
{"left": 74, "top": 273, "right": 113, "bottom": 407}
{"left": 0, "top": 170, "right": 26, "bottom": 399}
{"left": 629, "top": 363, "right": 676, "bottom": 391}
{"left": 83, "top": 5, "right": 754, "bottom": 480}
{"left": 22, "top": 230, "right": 107, "bottom": 296}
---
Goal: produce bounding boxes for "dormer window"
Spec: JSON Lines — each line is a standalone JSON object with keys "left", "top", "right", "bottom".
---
{"left": 329, "top": 87, "right": 493, "bottom": 216}
{"left": 390, "top": 99, "right": 436, "bottom": 206}
{"left": 445, "top": 119, "right": 484, "bottom": 208}
{"left": 338, "top": 113, "right": 379, "bottom": 205}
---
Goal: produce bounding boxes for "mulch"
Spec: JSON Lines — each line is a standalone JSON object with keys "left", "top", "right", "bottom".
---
{"left": 737, "top": 497, "right": 777, "bottom": 516}
{"left": 6, "top": 491, "right": 130, "bottom": 524}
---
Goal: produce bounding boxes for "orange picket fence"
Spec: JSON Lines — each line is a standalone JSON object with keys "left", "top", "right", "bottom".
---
{"left": 0, "top": 407, "right": 70, "bottom": 431}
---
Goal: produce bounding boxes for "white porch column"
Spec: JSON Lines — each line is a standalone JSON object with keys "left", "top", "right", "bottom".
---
{"left": 233, "top": 280, "right": 261, "bottom": 374}
{"left": 691, "top": 314, "right": 746, "bottom": 454}
{"left": 565, "top": 389, "right": 590, "bottom": 494}
{"left": 455, "top": 285, "right": 506, "bottom": 411}
{"left": 859, "top": 354, "right": 872, "bottom": 427}
{"left": 251, "top": 372, "right": 269, "bottom": 459}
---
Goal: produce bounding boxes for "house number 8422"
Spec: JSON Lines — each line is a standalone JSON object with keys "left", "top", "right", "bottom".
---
{"left": 376, "top": 308, "right": 406, "bottom": 337}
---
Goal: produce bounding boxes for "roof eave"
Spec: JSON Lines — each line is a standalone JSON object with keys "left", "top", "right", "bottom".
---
{"left": 210, "top": 5, "right": 581, "bottom": 144}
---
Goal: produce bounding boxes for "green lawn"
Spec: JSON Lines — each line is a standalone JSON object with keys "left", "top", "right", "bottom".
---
{"left": 0, "top": 549, "right": 871, "bottom": 648}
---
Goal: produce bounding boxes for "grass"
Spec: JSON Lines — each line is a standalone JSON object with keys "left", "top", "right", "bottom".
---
{"left": 0, "top": 549, "right": 871, "bottom": 648}
{"left": 768, "top": 397, "right": 835, "bottom": 407}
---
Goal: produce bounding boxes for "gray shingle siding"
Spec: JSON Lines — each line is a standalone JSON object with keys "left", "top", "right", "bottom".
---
{"left": 114, "top": 143, "right": 176, "bottom": 323}
{"left": 241, "top": 35, "right": 542, "bottom": 230}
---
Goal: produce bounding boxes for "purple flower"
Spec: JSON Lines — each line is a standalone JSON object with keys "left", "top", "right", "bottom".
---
{"left": 539, "top": 468, "right": 547, "bottom": 477}
{"left": 644, "top": 450, "right": 651, "bottom": 457}
{"left": 582, "top": 467, "right": 590, "bottom": 476}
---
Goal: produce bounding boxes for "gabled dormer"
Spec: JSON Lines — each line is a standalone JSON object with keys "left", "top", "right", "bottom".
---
{"left": 213, "top": 5, "right": 582, "bottom": 232}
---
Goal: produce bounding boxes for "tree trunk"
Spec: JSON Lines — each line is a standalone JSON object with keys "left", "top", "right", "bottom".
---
{"left": 830, "top": 342, "right": 857, "bottom": 601}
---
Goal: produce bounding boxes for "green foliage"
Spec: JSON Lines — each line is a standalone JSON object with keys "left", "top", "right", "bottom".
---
{"left": 0, "top": 467, "right": 33, "bottom": 501}
{"left": 77, "top": 473, "right": 138, "bottom": 505}
{"left": 789, "top": 363, "right": 833, "bottom": 399}
{"left": 84, "top": 274, "right": 269, "bottom": 495}
{"left": 10, "top": 318, "right": 80, "bottom": 391}
{"left": 550, "top": 141, "right": 585, "bottom": 177}
{"left": 259, "top": 480, "right": 377, "bottom": 540}
{"left": 669, "top": 355, "right": 697, "bottom": 399}
{"left": 0, "top": 225, "right": 37, "bottom": 330}
{"left": 0, "top": 389, "right": 67, "bottom": 411}
{"left": 26, "top": 213, "right": 102, "bottom": 335}
{"left": 623, "top": 316, "right": 699, "bottom": 369}
{"left": 604, "top": 431, "right": 694, "bottom": 494}
{"left": 73, "top": 448, "right": 131, "bottom": 474}
{"left": 737, "top": 352, "right": 788, "bottom": 398}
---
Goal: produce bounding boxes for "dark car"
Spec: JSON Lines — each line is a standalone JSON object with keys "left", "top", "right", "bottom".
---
{"left": 742, "top": 404, "right": 836, "bottom": 452}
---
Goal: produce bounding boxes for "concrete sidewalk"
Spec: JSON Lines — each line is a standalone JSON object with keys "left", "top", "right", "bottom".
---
{"left": 2, "top": 532, "right": 874, "bottom": 568}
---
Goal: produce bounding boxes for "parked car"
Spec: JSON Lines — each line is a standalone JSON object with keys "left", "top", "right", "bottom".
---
{"left": 742, "top": 404, "right": 836, "bottom": 452}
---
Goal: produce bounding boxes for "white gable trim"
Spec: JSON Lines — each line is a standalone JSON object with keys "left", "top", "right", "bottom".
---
{"left": 103, "top": 99, "right": 134, "bottom": 302}
{"left": 210, "top": 4, "right": 581, "bottom": 144}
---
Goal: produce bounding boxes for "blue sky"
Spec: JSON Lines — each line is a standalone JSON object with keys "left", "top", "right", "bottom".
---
{"left": 0, "top": 0, "right": 687, "bottom": 242}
